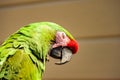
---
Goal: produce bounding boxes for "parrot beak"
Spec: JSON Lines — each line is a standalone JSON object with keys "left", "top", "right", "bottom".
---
{"left": 49, "top": 46, "right": 72, "bottom": 65}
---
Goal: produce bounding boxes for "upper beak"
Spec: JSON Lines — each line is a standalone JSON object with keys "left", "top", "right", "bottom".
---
{"left": 49, "top": 46, "right": 72, "bottom": 65}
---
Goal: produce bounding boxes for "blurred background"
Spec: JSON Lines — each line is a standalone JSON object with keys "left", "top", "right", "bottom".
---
{"left": 0, "top": 0, "right": 120, "bottom": 80}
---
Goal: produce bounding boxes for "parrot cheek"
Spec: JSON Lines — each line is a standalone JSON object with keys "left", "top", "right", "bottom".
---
{"left": 49, "top": 46, "right": 73, "bottom": 65}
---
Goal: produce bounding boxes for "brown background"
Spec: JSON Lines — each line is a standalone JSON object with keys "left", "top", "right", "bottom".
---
{"left": 0, "top": 0, "right": 120, "bottom": 80}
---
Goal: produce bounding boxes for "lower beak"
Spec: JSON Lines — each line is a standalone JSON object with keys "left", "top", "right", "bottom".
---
{"left": 55, "top": 47, "right": 72, "bottom": 65}
{"left": 49, "top": 47, "right": 72, "bottom": 65}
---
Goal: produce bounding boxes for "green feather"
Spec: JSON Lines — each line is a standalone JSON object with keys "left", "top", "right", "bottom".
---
{"left": 0, "top": 22, "right": 74, "bottom": 80}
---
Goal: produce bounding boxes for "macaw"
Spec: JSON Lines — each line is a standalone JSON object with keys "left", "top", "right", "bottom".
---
{"left": 0, "top": 22, "right": 78, "bottom": 80}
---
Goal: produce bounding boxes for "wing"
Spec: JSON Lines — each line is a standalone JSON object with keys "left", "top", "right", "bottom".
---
{"left": 0, "top": 49, "right": 42, "bottom": 80}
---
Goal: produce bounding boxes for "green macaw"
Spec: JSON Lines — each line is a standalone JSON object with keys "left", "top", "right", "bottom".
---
{"left": 0, "top": 22, "right": 78, "bottom": 80}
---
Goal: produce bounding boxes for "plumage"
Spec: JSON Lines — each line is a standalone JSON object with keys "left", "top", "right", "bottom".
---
{"left": 0, "top": 22, "right": 78, "bottom": 80}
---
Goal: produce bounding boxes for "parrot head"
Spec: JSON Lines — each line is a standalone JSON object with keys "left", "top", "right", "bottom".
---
{"left": 49, "top": 30, "right": 78, "bottom": 65}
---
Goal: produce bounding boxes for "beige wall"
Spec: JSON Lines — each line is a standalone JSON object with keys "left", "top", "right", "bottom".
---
{"left": 0, "top": 0, "right": 120, "bottom": 80}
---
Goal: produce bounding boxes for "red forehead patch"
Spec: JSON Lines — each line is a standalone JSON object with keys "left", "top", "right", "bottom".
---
{"left": 67, "top": 40, "right": 79, "bottom": 54}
